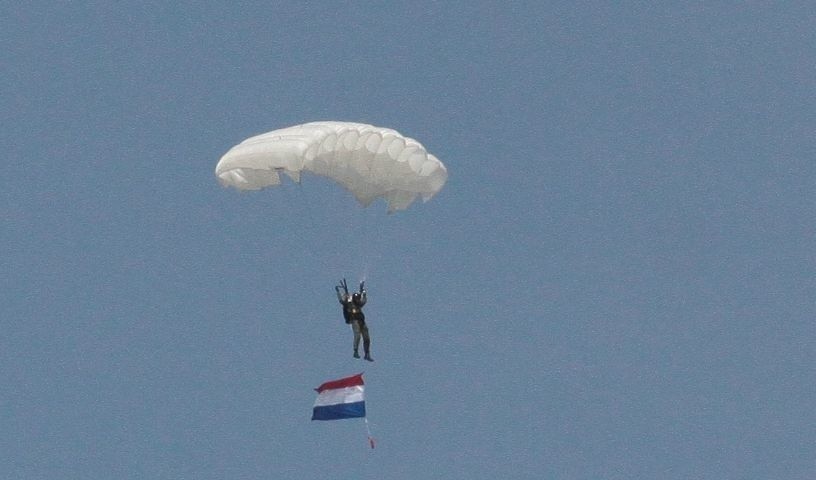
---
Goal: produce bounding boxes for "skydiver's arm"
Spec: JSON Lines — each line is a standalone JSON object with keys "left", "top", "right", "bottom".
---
{"left": 358, "top": 289, "right": 367, "bottom": 307}
{"left": 335, "top": 286, "right": 346, "bottom": 304}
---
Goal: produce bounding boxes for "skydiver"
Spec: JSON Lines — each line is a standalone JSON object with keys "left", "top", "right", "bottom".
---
{"left": 335, "top": 279, "right": 373, "bottom": 362}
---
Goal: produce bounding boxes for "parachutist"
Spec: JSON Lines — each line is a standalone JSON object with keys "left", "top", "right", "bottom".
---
{"left": 336, "top": 279, "right": 373, "bottom": 362}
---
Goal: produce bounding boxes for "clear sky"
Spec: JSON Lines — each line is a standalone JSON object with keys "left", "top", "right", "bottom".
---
{"left": 2, "top": 2, "right": 814, "bottom": 479}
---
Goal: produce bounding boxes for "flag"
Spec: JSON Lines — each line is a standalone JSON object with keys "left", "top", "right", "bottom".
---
{"left": 311, "top": 373, "right": 366, "bottom": 421}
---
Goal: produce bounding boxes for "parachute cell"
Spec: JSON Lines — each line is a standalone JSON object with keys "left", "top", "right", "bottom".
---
{"left": 215, "top": 122, "right": 447, "bottom": 212}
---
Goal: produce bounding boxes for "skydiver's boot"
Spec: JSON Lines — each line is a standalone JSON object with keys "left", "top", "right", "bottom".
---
{"left": 353, "top": 349, "right": 360, "bottom": 359}
{"left": 363, "top": 339, "right": 373, "bottom": 362}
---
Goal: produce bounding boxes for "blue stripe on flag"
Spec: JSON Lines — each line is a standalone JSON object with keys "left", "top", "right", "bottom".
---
{"left": 311, "top": 401, "right": 366, "bottom": 421}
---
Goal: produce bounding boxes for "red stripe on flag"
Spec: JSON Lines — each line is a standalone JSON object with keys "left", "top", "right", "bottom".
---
{"left": 314, "top": 373, "right": 365, "bottom": 393}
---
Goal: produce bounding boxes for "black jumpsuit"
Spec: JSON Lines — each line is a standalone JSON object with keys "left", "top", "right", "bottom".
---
{"left": 338, "top": 291, "right": 371, "bottom": 361}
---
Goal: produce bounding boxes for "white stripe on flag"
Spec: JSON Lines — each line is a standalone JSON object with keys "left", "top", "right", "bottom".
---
{"left": 313, "top": 385, "right": 365, "bottom": 407}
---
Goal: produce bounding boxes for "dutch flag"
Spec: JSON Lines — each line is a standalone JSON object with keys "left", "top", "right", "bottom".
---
{"left": 311, "top": 373, "right": 366, "bottom": 421}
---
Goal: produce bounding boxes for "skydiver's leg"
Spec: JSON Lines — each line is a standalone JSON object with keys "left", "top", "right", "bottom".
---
{"left": 361, "top": 323, "right": 373, "bottom": 362}
{"left": 352, "top": 321, "right": 362, "bottom": 358}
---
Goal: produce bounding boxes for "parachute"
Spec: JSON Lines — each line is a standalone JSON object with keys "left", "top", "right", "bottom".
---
{"left": 215, "top": 121, "right": 447, "bottom": 212}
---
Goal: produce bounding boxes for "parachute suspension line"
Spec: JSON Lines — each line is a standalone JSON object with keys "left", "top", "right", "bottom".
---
{"left": 356, "top": 193, "right": 370, "bottom": 282}
{"left": 357, "top": 146, "right": 381, "bottom": 284}
{"left": 287, "top": 170, "right": 320, "bottom": 241}
{"left": 294, "top": 173, "right": 316, "bottom": 220}
{"left": 359, "top": 199, "right": 387, "bottom": 285}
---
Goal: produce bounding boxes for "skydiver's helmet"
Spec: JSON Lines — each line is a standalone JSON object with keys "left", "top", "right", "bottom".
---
{"left": 352, "top": 293, "right": 361, "bottom": 303}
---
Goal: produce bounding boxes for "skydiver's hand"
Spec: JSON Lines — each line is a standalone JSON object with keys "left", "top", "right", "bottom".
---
{"left": 359, "top": 281, "right": 365, "bottom": 292}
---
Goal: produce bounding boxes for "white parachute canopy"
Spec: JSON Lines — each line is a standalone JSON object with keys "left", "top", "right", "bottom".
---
{"left": 215, "top": 121, "right": 448, "bottom": 212}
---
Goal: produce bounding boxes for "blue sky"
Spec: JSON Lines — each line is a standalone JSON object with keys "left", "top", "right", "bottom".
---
{"left": 2, "top": 2, "right": 814, "bottom": 479}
